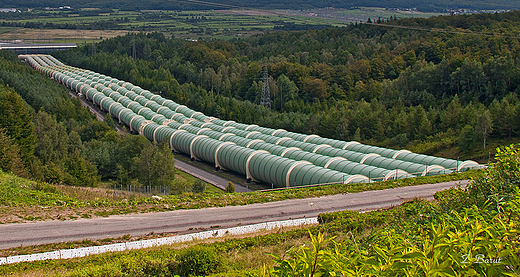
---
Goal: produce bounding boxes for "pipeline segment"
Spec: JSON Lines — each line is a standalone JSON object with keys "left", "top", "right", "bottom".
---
{"left": 26, "top": 55, "right": 368, "bottom": 187}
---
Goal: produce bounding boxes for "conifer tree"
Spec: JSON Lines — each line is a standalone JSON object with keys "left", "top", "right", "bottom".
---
{"left": 0, "top": 128, "right": 27, "bottom": 177}
{"left": 0, "top": 86, "right": 36, "bottom": 167}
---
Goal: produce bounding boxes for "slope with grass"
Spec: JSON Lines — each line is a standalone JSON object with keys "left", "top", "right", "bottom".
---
{"left": 0, "top": 179, "right": 468, "bottom": 249}
{"left": 0, "top": 144, "right": 517, "bottom": 277}
{"left": 0, "top": 166, "right": 477, "bottom": 224}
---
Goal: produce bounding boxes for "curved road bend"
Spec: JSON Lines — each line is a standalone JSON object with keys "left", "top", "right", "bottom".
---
{"left": 174, "top": 159, "right": 250, "bottom": 193}
{"left": 0, "top": 180, "right": 467, "bottom": 249}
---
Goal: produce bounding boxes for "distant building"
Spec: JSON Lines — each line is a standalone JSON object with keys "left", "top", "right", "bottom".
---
{"left": 0, "top": 8, "right": 18, "bottom": 12}
{"left": 0, "top": 43, "right": 77, "bottom": 54}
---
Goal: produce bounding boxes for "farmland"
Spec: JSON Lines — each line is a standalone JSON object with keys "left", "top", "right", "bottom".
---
{"left": 0, "top": 8, "right": 444, "bottom": 43}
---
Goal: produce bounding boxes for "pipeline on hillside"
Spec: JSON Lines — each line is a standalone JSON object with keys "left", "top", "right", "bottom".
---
{"left": 21, "top": 54, "right": 481, "bottom": 188}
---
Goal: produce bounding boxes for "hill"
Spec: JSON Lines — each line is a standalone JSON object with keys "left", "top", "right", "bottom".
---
{"left": 1, "top": 0, "right": 519, "bottom": 12}
{"left": 54, "top": 10, "right": 520, "bottom": 162}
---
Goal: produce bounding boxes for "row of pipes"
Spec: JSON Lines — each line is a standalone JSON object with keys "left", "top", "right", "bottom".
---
{"left": 22, "top": 54, "right": 480, "bottom": 188}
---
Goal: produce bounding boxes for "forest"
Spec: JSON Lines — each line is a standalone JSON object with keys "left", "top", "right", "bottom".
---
{"left": 2, "top": 10, "right": 520, "bottom": 187}
{"left": 1, "top": 0, "right": 519, "bottom": 12}
{"left": 52, "top": 10, "right": 520, "bottom": 163}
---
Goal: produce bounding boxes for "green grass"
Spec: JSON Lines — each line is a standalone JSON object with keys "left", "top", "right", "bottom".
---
{"left": 0, "top": 26, "right": 16, "bottom": 35}
{"left": 0, "top": 170, "right": 73, "bottom": 207}
{"left": 0, "top": 166, "right": 478, "bottom": 225}
{"left": 1, "top": 184, "right": 514, "bottom": 277}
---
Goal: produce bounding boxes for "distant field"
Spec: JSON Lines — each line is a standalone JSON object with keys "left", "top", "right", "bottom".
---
{"left": 0, "top": 28, "right": 132, "bottom": 44}
{"left": 0, "top": 8, "right": 443, "bottom": 43}
{"left": 282, "top": 7, "right": 444, "bottom": 23}
{"left": 0, "top": 26, "right": 16, "bottom": 35}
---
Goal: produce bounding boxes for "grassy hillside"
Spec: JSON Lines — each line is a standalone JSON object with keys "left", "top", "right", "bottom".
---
{"left": 0, "top": 169, "right": 72, "bottom": 207}
{"left": 0, "top": 165, "right": 477, "bottom": 224}
{"left": 0, "top": 143, "right": 518, "bottom": 276}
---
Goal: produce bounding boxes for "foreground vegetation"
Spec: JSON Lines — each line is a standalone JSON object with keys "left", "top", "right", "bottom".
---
{"left": 0, "top": 144, "right": 517, "bottom": 276}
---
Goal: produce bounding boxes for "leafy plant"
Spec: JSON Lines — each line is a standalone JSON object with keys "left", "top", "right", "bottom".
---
{"left": 269, "top": 231, "right": 336, "bottom": 277}
{"left": 178, "top": 245, "right": 221, "bottom": 276}
{"left": 265, "top": 145, "right": 520, "bottom": 277}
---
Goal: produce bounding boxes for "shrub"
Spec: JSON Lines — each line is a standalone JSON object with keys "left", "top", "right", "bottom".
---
{"left": 467, "top": 143, "right": 520, "bottom": 209}
{"left": 178, "top": 245, "right": 221, "bottom": 276}
{"left": 225, "top": 182, "right": 235, "bottom": 193}
{"left": 192, "top": 179, "right": 206, "bottom": 193}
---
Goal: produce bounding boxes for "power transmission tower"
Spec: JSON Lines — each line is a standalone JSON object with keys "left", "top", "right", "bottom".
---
{"left": 75, "top": 20, "right": 81, "bottom": 39}
{"left": 132, "top": 34, "right": 136, "bottom": 60}
{"left": 11, "top": 28, "right": 18, "bottom": 41}
{"left": 38, "top": 22, "right": 44, "bottom": 42}
{"left": 91, "top": 41, "right": 96, "bottom": 56}
{"left": 260, "top": 65, "right": 271, "bottom": 110}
